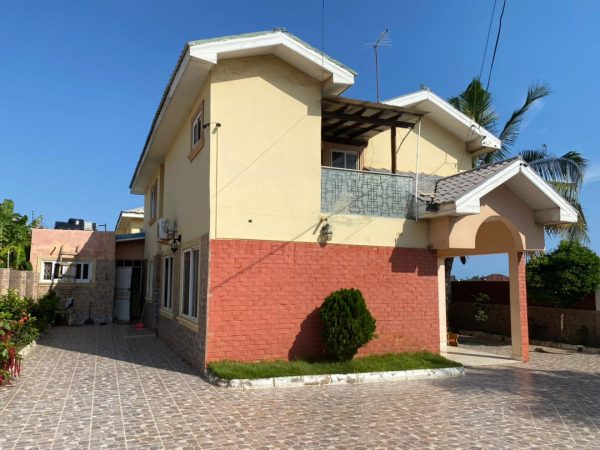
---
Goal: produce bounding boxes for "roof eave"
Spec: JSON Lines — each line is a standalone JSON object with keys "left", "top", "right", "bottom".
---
{"left": 130, "top": 30, "right": 356, "bottom": 193}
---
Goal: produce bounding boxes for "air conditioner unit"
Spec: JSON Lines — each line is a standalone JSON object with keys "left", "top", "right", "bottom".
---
{"left": 158, "top": 218, "right": 176, "bottom": 241}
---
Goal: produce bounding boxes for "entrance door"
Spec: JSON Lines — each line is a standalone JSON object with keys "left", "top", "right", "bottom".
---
{"left": 115, "top": 266, "right": 132, "bottom": 321}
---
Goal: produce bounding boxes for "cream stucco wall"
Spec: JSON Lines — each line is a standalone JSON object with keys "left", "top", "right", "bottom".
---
{"left": 431, "top": 184, "right": 546, "bottom": 257}
{"left": 116, "top": 217, "right": 144, "bottom": 235}
{"left": 209, "top": 55, "right": 322, "bottom": 243}
{"left": 161, "top": 77, "right": 211, "bottom": 251}
{"left": 143, "top": 167, "right": 161, "bottom": 260}
{"left": 138, "top": 53, "right": 489, "bottom": 252}
{"left": 142, "top": 76, "right": 212, "bottom": 261}
{"left": 363, "top": 117, "right": 472, "bottom": 176}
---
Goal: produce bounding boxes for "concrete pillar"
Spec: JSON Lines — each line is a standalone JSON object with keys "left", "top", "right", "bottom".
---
{"left": 595, "top": 289, "right": 600, "bottom": 311}
{"left": 437, "top": 257, "right": 447, "bottom": 352}
{"left": 508, "top": 251, "right": 529, "bottom": 362}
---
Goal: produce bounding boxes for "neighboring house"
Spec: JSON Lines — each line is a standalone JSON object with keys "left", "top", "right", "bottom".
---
{"left": 28, "top": 208, "right": 147, "bottom": 325}
{"left": 115, "top": 207, "right": 144, "bottom": 235}
{"left": 129, "top": 29, "right": 577, "bottom": 369}
{"left": 29, "top": 227, "right": 115, "bottom": 324}
{"left": 115, "top": 208, "right": 146, "bottom": 322}
{"left": 483, "top": 274, "right": 510, "bottom": 282}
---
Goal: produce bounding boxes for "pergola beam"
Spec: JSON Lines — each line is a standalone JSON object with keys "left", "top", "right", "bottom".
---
{"left": 322, "top": 110, "right": 415, "bottom": 128}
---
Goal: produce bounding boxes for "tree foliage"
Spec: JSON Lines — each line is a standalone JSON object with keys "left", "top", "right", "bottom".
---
{"left": 526, "top": 241, "right": 600, "bottom": 308}
{"left": 319, "top": 288, "right": 376, "bottom": 361}
{"left": 0, "top": 199, "right": 42, "bottom": 270}
{"left": 449, "top": 79, "right": 588, "bottom": 243}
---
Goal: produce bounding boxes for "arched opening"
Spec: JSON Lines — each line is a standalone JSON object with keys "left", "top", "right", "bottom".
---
{"left": 437, "top": 215, "right": 530, "bottom": 364}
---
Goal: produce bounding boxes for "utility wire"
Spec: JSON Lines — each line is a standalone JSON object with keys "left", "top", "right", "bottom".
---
{"left": 486, "top": 0, "right": 508, "bottom": 91}
{"left": 479, "top": 0, "right": 498, "bottom": 80}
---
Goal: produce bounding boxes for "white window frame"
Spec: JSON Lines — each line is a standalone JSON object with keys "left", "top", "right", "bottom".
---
{"left": 331, "top": 149, "right": 359, "bottom": 170}
{"left": 146, "top": 260, "right": 154, "bottom": 300}
{"left": 192, "top": 108, "right": 203, "bottom": 148}
{"left": 149, "top": 182, "right": 157, "bottom": 222}
{"left": 180, "top": 247, "right": 200, "bottom": 320}
{"left": 40, "top": 260, "right": 93, "bottom": 284}
{"left": 162, "top": 255, "right": 173, "bottom": 310}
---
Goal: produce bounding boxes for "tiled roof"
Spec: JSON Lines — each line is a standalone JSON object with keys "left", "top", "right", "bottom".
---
{"left": 123, "top": 207, "right": 144, "bottom": 214}
{"left": 429, "top": 157, "right": 520, "bottom": 204}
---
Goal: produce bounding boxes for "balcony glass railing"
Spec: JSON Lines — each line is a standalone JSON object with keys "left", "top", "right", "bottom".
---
{"left": 321, "top": 167, "right": 414, "bottom": 218}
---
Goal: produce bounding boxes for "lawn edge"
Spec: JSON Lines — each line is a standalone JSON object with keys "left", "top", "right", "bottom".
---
{"left": 203, "top": 366, "right": 465, "bottom": 389}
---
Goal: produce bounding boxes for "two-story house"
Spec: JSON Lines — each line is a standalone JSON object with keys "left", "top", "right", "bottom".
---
{"left": 130, "top": 29, "right": 577, "bottom": 370}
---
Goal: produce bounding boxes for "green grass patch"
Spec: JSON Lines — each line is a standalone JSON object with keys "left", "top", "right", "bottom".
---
{"left": 208, "top": 351, "right": 462, "bottom": 380}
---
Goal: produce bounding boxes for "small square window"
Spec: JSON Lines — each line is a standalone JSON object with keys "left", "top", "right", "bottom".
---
{"left": 331, "top": 150, "right": 359, "bottom": 170}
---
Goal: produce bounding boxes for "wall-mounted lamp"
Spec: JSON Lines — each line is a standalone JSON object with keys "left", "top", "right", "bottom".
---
{"left": 320, "top": 223, "right": 333, "bottom": 242}
{"left": 203, "top": 122, "right": 222, "bottom": 129}
{"left": 170, "top": 235, "right": 182, "bottom": 252}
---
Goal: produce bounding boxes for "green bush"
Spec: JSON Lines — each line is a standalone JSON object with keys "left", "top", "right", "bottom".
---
{"left": 527, "top": 240, "right": 600, "bottom": 308}
{"left": 320, "top": 288, "right": 376, "bottom": 361}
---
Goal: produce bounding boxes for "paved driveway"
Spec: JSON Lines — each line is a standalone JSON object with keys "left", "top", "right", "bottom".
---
{"left": 1, "top": 325, "right": 599, "bottom": 449}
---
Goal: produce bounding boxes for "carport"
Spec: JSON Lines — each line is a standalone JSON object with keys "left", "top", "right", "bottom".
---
{"left": 419, "top": 157, "right": 578, "bottom": 362}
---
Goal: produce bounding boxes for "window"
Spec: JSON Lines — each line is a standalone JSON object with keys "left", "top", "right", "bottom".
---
{"left": 162, "top": 255, "right": 173, "bottom": 309}
{"left": 41, "top": 261, "right": 93, "bottom": 283}
{"left": 189, "top": 100, "right": 205, "bottom": 160}
{"left": 192, "top": 109, "right": 203, "bottom": 147}
{"left": 331, "top": 150, "right": 359, "bottom": 170}
{"left": 149, "top": 181, "right": 157, "bottom": 223}
{"left": 146, "top": 260, "right": 154, "bottom": 299}
{"left": 181, "top": 248, "right": 199, "bottom": 319}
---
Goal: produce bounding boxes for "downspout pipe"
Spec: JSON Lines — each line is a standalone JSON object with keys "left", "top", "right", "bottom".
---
{"left": 414, "top": 118, "right": 422, "bottom": 221}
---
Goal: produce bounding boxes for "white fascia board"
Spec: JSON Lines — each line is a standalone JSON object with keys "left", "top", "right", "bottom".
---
{"left": 519, "top": 165, "right": 578, "bottom": 223}
{"left": 454, "top": 161, "right": 578, "bottom": 223}
{"left": 189, "top": 32, "right": 355, "bottom": 86}
{"left": 385, "top": 90, "right": 501, "bottom": 151}
{"left": 131, "top": 50, "right": 195, "bottom": 193}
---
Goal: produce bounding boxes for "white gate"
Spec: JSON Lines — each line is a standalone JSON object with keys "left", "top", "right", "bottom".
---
{"left": 115, "top": 266, "right": 132, "bottom": 321}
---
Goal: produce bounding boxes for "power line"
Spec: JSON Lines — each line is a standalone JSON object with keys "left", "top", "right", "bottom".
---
{"left": 486, "top": 0, "right": 508, "bottom": 91}
{"left": 479, "top": 0, "right": 498, "bottom": 80}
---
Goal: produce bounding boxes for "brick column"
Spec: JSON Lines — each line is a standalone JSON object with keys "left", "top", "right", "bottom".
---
{"left": 437, "top": 257, "right": 448, "bottom": 352}
{"left": 509, "top": 251, "right": 529, "bottom": 362}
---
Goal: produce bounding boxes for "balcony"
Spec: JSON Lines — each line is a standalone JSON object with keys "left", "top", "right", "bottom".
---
{"left": 321, "top": 167, "right": 414, "bottom": 218}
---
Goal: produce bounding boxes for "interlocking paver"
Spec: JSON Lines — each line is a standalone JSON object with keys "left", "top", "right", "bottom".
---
{"left": 1, "top": 324, "right": 599, "bottom": 449}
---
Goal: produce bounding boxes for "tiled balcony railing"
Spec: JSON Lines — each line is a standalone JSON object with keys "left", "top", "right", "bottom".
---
{"left": 320, "top": 167, "right": 414, "bottom": 218}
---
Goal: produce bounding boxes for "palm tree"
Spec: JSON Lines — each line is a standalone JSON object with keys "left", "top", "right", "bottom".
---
{"left": 442, "top": 79, "right": 589, "bottom": 304}
{"left": 448, "top": 77, "right": 588, "bottom": 242}
{"left": 522, "top": 147, "right": 588, "bottom": 243}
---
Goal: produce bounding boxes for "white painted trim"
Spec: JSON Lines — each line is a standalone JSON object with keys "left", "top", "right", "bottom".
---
{"left": 188, "top": 31, "right": 355, "bottom": 85}
{"left": 179, "top": 246, "right": 200, "bottom": 320}
{"left": 453, "top": 161, "right": 578, "bottom": 223}
{"left": 384, "top": 90, "right": 501, "bottom": 152}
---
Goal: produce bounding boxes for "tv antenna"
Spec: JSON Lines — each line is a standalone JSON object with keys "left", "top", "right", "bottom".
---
{"left": 369, "top": 29, "right": 391, "bottom": 102}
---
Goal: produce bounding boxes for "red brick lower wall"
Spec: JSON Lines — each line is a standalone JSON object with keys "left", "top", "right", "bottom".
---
{"left": 206, "top": 239, "right": 440, "bottom": 363}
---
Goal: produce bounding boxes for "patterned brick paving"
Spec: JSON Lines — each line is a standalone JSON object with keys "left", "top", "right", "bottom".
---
{"left": 1, "top": 325, "right": 599, "bottom": 449}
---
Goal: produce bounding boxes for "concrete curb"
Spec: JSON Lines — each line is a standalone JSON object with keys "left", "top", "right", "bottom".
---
{"left": 204, "top": 366, "right": 465, "bottom": 390}
{"left": 459, "top": 329, "right": 600, "bottom": 355}
{"left": 18, "top": 340, "right": 36, "bottom": 359}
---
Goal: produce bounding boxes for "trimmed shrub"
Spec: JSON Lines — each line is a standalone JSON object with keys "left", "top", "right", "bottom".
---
{"left": 320, "top": 288, "right": 376, "bottom": 361}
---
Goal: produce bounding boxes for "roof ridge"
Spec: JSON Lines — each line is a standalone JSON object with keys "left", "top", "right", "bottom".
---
{"left": 435, "top": 156, "right": 520, "bottom": 185}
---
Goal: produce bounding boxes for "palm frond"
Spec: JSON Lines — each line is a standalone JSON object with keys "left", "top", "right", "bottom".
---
{"left": 499, "top": 82, "right": 550, "bottom": 152}
{"left": 561, "top": 151, "right": 588, "bottom": 175}
{"left": 520, "top": 145, "right": 550, "bottom": 164}
{"left": 545, "top": 200, "right": 589, "bottom": 244}
{"left": 449, "top": 78, "right": 499, "bottom": 131}
{"left": 529, "top": 156, "right": 584, "bottom": 192}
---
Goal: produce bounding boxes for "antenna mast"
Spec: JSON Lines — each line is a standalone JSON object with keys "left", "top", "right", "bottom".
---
{"left": 372, "top": 28, "right": 390, "bottom": 102}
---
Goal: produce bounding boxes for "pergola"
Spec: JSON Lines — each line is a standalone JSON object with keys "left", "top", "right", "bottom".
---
{"left": 321, "top": 96, "right": 424, "bottom": 172}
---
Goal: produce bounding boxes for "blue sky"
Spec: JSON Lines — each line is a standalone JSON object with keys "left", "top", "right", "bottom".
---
{"left": 1, "top": 1, "right": 598, "bottom": 277}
